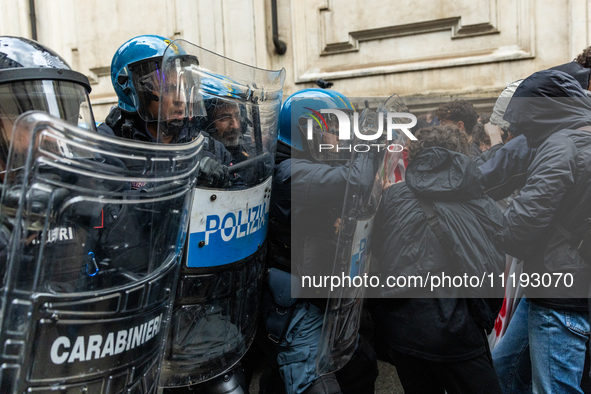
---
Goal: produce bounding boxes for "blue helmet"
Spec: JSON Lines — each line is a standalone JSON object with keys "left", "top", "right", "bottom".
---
{"left": 279, "top": 88, "right": 354, "bottom": 154}
{"left": 111, "top": 35, "right": 173, "bottom": 117}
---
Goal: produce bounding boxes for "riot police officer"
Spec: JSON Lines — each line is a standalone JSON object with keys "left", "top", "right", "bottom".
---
{"left": 0, "top": 36, "right": 97, "bottom": 272}
{"left": 98, "top": 35, "right": 231, "bottom": 188}
{"left": 264, "top": 88, "right": 380, "bottom": 394}
{"left": 102, "top": 36, "right": 286, "bottom": 393}
{"left": 0, "top": 36, "right": 201, "bottom": 393}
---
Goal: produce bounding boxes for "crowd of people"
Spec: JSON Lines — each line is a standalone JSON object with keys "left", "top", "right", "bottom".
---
{"left": 0, "top": 33, "right": 591, "bottom": 394}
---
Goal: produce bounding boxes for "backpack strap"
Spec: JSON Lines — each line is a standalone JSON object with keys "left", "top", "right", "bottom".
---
{"left": 553, "top": 220, "right": 576, "bottom": 241}
{"left": 418, "top": 198, "right": 453, "bottom": 259}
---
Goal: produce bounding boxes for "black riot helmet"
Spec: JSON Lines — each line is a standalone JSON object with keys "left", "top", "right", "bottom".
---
{"left": 0, "top": 36, "right": 95, "bottom": 168}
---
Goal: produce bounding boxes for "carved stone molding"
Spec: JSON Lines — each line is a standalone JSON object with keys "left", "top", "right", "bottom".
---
{"left": 87, "top": 66, "right": 110, "bottom": 85}
{"left": 292, "top": 0, "right": 534, "bottom": 83}
{"left": 321, "top": 17, "right": 499, "bottom": 56}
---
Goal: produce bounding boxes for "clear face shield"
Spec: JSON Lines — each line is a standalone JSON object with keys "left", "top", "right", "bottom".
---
{"left": 158, "top": 39, "right": 285, "bottom": 187}
{"left": 156, "top": 39, "right": 286, "bottom": 388}
{"left": 203, "top": 99, "right": 244, "bottom": 147}
{"left": 202, "top": 95, "right": 278, "bottom": 163}
{"left": 0, "top": 111, "right": 202, "bottom": 392}
{"left": 131, "top": 55, "right": 205, "bottom": 140}
{"left": 0, "top": 80, "right": 95, "bottom": 171}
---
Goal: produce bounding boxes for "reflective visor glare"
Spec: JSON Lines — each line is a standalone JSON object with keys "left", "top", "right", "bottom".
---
{"left": 0, "top": 80, "right": 95, "bottom": 130}
{"left": 131, "top": 60, "right": 161, "bottom": 122}
{"left": 158, "top": 68, "right": 206, "bottom": 122}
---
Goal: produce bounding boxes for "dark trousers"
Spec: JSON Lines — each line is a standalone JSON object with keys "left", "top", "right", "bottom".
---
{"left": 390, "top": 350, "right": 503, "bottom": 394}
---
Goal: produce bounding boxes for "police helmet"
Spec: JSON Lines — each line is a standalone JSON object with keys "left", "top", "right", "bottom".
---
{"left": 279, "top": 88, "right": 355, "bottom": 160}
{"left": 111, "top": 35, "right": 200, "bottom": 126}
{"left": 0, "top": 36, "right": 95, "bottom": 165}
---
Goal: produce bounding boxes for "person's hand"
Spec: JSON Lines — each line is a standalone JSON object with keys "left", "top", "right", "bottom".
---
{"left": 334, "top": 218, "right": 341, "bottom": 235}
{"left": 484, "top": 122, "right": 504, "bottom": 147}
{"left": 383, "top": 179, "right": 403, "bottom": 190}
{"left": 198, "top": 156, "right": 231, "bottom": 188}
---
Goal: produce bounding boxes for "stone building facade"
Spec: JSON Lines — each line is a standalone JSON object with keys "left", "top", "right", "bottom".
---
{"left": 1, "top": 0, "right": 590, "bottom": 120}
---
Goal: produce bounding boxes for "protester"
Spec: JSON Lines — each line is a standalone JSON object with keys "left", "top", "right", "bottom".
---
{"left": 478, "top": 112, "right": 492, "bottom": 125}
{"left": 480, "top": 54, "right": 591, "bottom": 198}
{"left": 436, "top": 99, "right": 480, "bottom": 156}
{"left": 472, "top": 122, "right": 492, "bottom": 152}
{"left": 373, "top": 125, "right": 506, "bottom": 394}
{"left": 494, "top": 69, "right": 591, "bottom": 394}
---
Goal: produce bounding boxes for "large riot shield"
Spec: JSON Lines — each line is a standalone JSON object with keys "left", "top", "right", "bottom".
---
{"left": 157, "top": 39, "right": 285, "bottom": 388}
{"left": 315, "top": 95, "right": 411, "bottom": 375}
{"left": 0, "top": 111, "right": 202, "bottom": 393}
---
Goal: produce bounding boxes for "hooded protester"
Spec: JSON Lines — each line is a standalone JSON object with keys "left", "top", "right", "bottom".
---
{"left": 373, "top": 125, "right": 506, "bottom": 394}
{"left": 477, "top": 80, "right": 536, "bottom": 201}
{"left": 479, "top": 60, "right": 591, "bottom": 202}
{"left": 493, "top": 69, "right": 591, "bottom": 394}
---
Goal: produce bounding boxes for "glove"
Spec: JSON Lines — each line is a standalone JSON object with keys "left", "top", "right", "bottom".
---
{"left": 198, "top": 156, "right": 231, "bottom": 188}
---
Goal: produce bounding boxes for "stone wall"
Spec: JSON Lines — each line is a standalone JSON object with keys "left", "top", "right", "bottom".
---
{"left": 1, "top": 0, "right": 589, "bottom": 120}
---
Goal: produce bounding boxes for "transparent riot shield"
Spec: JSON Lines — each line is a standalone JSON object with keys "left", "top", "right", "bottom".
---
{"left": 315, "top": 95, "right": 411, "bottom": 375}
{"left": 0, "top": 111, "right": 202, "bottom": 393}
{"left": 157, "top": 39, "right": 285, "bottom": 388}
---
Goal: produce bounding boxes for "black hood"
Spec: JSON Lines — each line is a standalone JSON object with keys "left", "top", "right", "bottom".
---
{"left": 406, "top": 147, "right": 485, "bottom": 201}
{"left": 549, "top": 62, "right": 591, "bottom": 91}
{"left": 503, "top": 70, "right": 591, "bottom": 148}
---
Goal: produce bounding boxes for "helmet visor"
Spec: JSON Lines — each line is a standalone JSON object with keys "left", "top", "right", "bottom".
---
{"left": 0, "top": 80, "right": 95, "bottom": 169}
{"left": 0, "top": 79, "right": 94, "bottom": 129}
{"left": 132, "top": 56, "right": 205, "bottom": 126}
{"left": 129, "top": 58, "right": 161, "bottom": 122}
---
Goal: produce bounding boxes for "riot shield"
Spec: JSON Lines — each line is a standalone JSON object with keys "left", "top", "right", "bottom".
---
{"left": 0, "top": 111, "right": 202, "bottom": 393}
{"left": 157, "top": 39, "right": 285, "bottom": 388}
{"left": 315, "top": 95, "right": 410, "bottom": 375}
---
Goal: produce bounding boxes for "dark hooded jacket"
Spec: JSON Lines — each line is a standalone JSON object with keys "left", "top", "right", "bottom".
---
{"left": 374, "top": 147, "right": 505, "bottom": 361}
{"left": 549, "top": 61, "right": 591, "bottom": 92}
{"left": 478, "top": 62, "right": 590, "bottom": 200}
{"left": 502, "top": 70, "right": 591, "bottom": 310}
{"left": 479, "top": 135, "right": 535, "bottom": 200}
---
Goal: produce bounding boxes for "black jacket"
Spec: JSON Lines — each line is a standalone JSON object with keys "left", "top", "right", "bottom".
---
{"left": 503, "top": 70, "right": 591, "bottom": 310}
{"left": 374, "top": 147, "right": 505, "bottom": 361}
{"left": 477, "top": 62, "right": 590, "bottom": 201}
{"left": 549, "top": 61, "right": 591, "bottom": 93}
{"left": 479, "top": 135, "right": 536, "bottom": 200}
{"left": 375, "top": 147, "right": 506, "bottom": 293}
